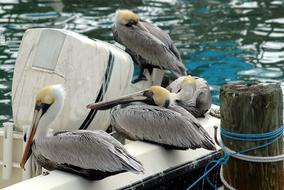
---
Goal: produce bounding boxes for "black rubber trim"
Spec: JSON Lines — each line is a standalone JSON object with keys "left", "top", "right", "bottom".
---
{"left": 120, "top": 151, "right": 223, "bottom": 190}
{"left": 78, "top": 50, "right": 114, "bottom": 130}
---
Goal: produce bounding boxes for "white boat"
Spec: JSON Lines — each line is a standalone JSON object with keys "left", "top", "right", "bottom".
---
{"left": 0, "top": 28, "right": 221, "bottom": 189}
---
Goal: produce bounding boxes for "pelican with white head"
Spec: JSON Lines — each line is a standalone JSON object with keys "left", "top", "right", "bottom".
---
{"left": 20, "top": 84, "right": 144, "bottom": 180}
{"left": 88, "top": 85, "right": 215, "bottom": 151}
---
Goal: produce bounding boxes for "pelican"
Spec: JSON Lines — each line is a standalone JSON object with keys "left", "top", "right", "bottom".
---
{"left": 113, "top": 9, "right": 187, "bottom": 82}
{"left": 20, "top": 85, "right": 144, "bottom": 180}
{"left": 87, "top": 86, "right": 215, "bottom": 151}
{"left": 167, "top": 76, "right": 212, "bottom": 117}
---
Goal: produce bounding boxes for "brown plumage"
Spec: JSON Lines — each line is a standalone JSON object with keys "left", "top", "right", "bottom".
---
{"left": 87, "top": 86, "right": 215, "bottom": 151}
{"left": 113, "top": 10, "right": 187, "bottom": 81}
{"left": 167, "top": 76, "right": 212, "bottom": 117}
{"left": 20, "top": 85, "right": 144, "bottom": 180}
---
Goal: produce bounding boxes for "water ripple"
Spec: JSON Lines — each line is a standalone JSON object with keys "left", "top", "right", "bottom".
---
{"left": 238, "top": 68, "right": 283, "bottom": 79}
{"left": 1, "top": 0, "right": 284, "bottom": 124}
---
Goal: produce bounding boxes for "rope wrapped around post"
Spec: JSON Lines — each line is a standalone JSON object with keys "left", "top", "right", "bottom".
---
{"left": 186, "top": 125, "right": 284, "bottom": 190}
{"left": 186, "top": 83, "right": 284, "bottom": 190}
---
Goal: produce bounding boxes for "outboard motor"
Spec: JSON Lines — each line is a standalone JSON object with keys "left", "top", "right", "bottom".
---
{"left": 12, "top": 28, "right": 163, "bottom": 132}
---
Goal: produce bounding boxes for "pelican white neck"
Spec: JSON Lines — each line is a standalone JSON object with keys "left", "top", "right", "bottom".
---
{"left": 35, "top": 85, "right": 65, "bottom": 138}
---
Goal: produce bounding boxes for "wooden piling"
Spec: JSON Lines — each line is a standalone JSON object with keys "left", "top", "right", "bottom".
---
{"left": 220, "top": 83, "right": 284, "bottom": 190}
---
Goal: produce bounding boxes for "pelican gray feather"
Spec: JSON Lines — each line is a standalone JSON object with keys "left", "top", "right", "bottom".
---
{"left": 113, "top": 10, "right": 186, "bottom": 81}
{"left": 167, "top": 76, "right": 212, "bottom": 117}
{"left": 88, "top": 86, "right": 215, "bottom": 151}
{"left": 111, "top": 104, "right": 215, "bottom": 150}
{"left": 33, "top": 130, "right": 143, "bottom": 179}
{"left": 20, "top": 85, "right": 143, "bottom": 180}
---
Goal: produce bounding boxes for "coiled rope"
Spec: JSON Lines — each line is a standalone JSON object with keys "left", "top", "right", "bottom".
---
{"left": 186, "top": 125, "right": 284, "bottom": 190}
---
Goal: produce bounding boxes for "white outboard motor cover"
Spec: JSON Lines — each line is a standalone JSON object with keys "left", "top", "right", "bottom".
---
{"left": 12, "top": 28, "right": 134, "bottom": 132}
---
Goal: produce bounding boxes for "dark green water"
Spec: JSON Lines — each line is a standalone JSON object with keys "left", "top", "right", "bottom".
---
{"left": 0, "top": 0, "right": 284, "bottom": 125}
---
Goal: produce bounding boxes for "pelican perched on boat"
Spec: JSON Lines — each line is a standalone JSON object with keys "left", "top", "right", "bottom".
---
{"left": 167, "top": 76, "right": 212, "bottom": 117}
{"left": 87, "top": 86, "right": 215, "bottom": 150}
{"left": 20, "top": 85, "right": 144, "bottom": 180}
{"left": 113, "top": 9, "right": 187, "bottom": 82}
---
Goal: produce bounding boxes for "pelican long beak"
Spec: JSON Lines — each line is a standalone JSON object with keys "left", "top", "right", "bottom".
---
{"left": 20, "top": 102, "right": 48, "bottom": 169}
{"left": 136, "top": 22, "right": 149, "bottom": 32}
{"left": 87, "top": 90, "right": 153, "bottom": 110}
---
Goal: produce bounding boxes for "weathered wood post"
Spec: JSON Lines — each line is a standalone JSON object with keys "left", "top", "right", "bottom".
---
{"left": 220, "top": 83, "right": 284, "bottom": 190}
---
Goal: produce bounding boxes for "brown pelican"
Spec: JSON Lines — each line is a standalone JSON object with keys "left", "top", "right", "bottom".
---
{"left": 113, "top": 9, "right": 187, "bottom": 82}
{"left": 87, "top": 86, "right": 215, "bottom": 150}
{"left": 167, "top": 76, "right": 212, "bottom": 117}
{"left": 20, "top": 85, "right": 144, "bottom": 180}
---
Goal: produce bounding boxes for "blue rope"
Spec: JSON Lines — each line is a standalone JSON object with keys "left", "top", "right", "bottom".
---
{"left": 221, "top": 126, "right": 284, "bottom": 141}
{"left": 186, "top": 125, "right": 284, "bottom": 190}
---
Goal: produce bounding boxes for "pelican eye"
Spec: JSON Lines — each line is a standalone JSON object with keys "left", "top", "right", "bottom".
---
{"left": 177, "top": 89, "right": 182, "bottom": 93}
{"left": 143, "top": 90, "right": 154, "bottom": 98}
{"left": 35, "top": 102, "right": 52, "bottom": 115}
{"left": 23, "top": 133, "right": 27, "bottom": 142}
{"left": 126, "top": 19, "right": 137, "bottom": 27}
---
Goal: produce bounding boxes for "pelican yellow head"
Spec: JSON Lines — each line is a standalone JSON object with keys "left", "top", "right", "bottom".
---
{"left": 87, "top": 86, "right": 175, "bottom": 110}
{"left": 148, "top": 86, "right": 173, "bottom": 107}
{"left": 174, "top": 76, "right": 197, "bottom": 100}
{"left": 20, "top": 84, "right": 65, "bottom": 169}
{"left": 115, "top": 9, "right": 139, "bottom": 26}
{"left": 181, "top": 76, "right": 197, "bottom": 91}
{"left": 36, "top": 85, "right": 56, "bottom": 105}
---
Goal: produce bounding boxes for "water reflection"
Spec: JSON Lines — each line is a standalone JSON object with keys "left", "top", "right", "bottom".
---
{"left": 0, "top": 0, "right": 284, "bottom": 124}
